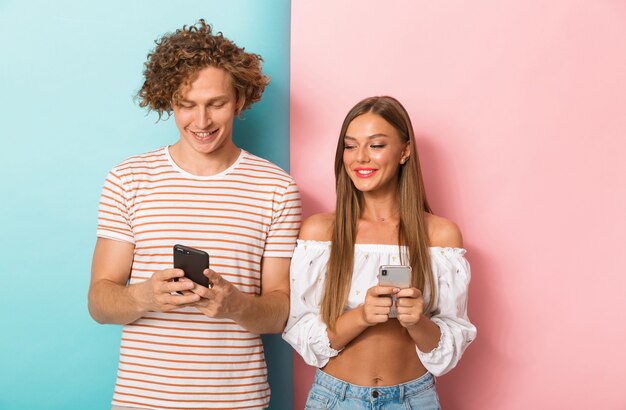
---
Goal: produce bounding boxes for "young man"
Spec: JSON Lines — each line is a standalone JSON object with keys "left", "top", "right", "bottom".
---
{"left": 88, "top": 20, "right": 301, "bottom": 409}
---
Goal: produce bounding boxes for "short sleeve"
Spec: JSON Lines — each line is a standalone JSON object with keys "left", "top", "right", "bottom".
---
{"left": 96, "top": 170, "right": 134, "bottom": 244}
{"left": 416, "top": 248, "right": 477, "bottom": 376}
{"left": 264, "top": 180, "right": 302, "bottom": 258}
{"left": 282, "top": 240, "right": 340, "bottom": 367}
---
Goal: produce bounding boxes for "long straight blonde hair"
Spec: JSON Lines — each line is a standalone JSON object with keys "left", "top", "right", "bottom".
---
{"left": 321, "top": 96, "right": 435, "bottom": 330}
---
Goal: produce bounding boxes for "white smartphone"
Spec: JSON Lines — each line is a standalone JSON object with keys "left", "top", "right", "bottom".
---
{"left": 378, "top": 265, "right": 412, "bottom": 318}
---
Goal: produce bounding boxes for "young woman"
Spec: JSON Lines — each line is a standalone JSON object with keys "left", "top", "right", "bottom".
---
{"left": 283, "top": 96, "right": 476, "bottom": 409}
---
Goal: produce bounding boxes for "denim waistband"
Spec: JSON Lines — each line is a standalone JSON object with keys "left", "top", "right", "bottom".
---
{"left": 313, "top": 369, "right": 435, "bottom": 402}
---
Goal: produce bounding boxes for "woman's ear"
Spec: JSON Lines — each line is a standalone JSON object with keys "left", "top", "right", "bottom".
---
{"left": 400, "top": 142, "right": 411, "bottom": 164}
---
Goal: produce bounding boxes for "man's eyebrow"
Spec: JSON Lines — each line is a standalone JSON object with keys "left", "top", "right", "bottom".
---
{"left": 179, "top": 96, "right": 230, "bottom": 103}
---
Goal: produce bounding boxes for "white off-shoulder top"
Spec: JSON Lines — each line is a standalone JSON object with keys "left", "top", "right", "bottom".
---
{"left": 282, "top": 239, "right": 477, "bottom": 377}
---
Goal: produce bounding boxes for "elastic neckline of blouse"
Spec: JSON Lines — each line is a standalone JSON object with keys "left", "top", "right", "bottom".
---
{"left": 296, "top": 239, "right": 466, "bottom": 253}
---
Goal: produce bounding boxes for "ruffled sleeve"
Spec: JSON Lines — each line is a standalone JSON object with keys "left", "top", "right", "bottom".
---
{"left": 416, "top": 248, "right": 477, "bottom": 376}
{"left": 282, "top": 240, "right": 340, "bottom": 367}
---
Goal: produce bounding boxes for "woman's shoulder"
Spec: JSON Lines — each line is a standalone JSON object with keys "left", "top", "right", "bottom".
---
{"left": 425, "top": 213, "right": 464, "bottom": 248}
{"left": 299, "top": 213, "right": 334, "bottom": 242}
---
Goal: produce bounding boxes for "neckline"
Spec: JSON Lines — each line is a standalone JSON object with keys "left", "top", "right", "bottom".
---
{"left": 296, "top": 239, "right": 466, "bottom": 252}
{"left": 164, "top": 146, "right": 245, "bottom": 180}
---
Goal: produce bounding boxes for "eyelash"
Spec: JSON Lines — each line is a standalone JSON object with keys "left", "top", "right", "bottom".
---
{"left": 344, "top": 144, "right": 386, "bottom": 150}
{"left": 179, "top": 103, "right": 226, "bottom": 109}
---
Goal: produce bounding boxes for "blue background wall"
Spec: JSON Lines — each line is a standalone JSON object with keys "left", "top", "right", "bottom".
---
{"left": 0, "top": 1, "right": 292, "bottom": 408}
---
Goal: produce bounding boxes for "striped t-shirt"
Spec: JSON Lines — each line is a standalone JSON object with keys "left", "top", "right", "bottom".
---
{"left": 96, "top": 147, "right": 301, "bottom": 409}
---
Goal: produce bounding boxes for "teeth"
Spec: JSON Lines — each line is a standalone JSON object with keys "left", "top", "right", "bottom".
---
{"left": 193, "top": 130, "right": 215, "bottom": 137}
{"left": 357, "top": 170, "right": 375, "bottom": 175}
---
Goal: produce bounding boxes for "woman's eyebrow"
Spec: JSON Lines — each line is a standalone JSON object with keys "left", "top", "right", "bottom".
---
{"left": 344, "top": 133, "right": 389, "bottom": 140}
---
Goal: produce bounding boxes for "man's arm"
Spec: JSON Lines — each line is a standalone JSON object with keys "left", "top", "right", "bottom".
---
{"left": 88, "top": 237, "right": 200, "bottom": 324}
{"left": 188, "top": 256, "right": 291, "bottom": 334}
{"left": 234, "top": 256, "right": 291, "bottom": 334}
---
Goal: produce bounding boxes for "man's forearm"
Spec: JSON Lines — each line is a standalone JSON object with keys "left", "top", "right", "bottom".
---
{"left": 88, "top": 280, "right": 145, "bottom": 325}
{"left": 232, "top": 290, "right": 290, "bottom": 334}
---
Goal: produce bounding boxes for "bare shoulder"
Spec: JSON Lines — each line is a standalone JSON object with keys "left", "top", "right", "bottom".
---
{"left": 425, "top": 213, "right": 464, "bottom": 248}
{"left": 299, "top": 213, "right": 334, "bottom": 241}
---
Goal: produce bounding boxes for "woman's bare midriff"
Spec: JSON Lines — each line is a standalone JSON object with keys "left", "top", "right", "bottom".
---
{"left": 322, "top": 319, "right": 428, "bottom": 386}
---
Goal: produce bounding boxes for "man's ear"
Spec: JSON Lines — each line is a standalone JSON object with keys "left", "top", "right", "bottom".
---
{"left": 235, "top": 97, "right": 245, "bottom": 116}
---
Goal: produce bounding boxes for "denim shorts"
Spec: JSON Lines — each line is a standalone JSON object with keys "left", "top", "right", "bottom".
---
{"left": 305, "top": 369, "right": 441, "bottom": 410}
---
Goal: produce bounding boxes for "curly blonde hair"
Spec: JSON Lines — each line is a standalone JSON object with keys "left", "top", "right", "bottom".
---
{"left": 137, "top": 19, "right": 270, "bottom": 119}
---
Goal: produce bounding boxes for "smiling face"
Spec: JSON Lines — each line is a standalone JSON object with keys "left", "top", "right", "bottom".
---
{"left": 172, "top": 66, "right": 239, "bottom": 159}
{"left": 342, "top": 112, "right": 410, "bottom": 195}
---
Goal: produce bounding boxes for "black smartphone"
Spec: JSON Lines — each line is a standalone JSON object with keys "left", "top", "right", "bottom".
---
{"left": 173, "top": 244, "right": 210, "bottom": 288}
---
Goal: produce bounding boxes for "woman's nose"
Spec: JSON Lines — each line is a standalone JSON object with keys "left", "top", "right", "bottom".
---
{"left": 356, "top": 146, "right": 370, "bottom": 163}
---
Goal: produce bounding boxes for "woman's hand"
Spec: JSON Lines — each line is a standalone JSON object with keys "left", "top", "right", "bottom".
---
{"left": 361, "top": 285, "right": 396, "bottom": 326}
{"left": 395, "top": 287, "right": 425, "bottom": 328}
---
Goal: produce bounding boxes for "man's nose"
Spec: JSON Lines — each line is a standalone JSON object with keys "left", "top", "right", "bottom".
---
{"left": 196, "top": 107, "right": 212, "bottom": 128}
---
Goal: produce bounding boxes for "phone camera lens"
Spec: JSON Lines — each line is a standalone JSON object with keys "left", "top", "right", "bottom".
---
{"left": 382, "top": 270, "right": 387, "bottom": 276}
{"left": 185, "top": 251, "right": 190, "bottom": 255}
{"left": 176, "top": 248, "right": 183, "bottom": 253}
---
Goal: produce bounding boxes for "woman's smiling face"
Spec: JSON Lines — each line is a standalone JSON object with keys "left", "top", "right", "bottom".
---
{"left": 343, "top": 112, "right": 410, "bottom": 195}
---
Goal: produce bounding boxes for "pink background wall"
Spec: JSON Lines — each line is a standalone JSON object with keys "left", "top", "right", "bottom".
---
{"left": 289, "top": 1, "right": 626, "bottom": 409}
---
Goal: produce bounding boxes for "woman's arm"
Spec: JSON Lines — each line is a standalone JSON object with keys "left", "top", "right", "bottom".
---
{"left": 282, "top": 214, "right": 339, "bottom": 367}
{"left": 327, "top": 285, "right": 397, "bottom": 350}
{"left": 400, "top": 215, "right": 477, "bottom": 376}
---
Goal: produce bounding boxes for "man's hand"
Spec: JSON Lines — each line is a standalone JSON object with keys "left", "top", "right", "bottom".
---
{"left": 188, "top": 269, "right": 247, "bottom": 320}
{"left": 89, "top": 237, "right": 201, "bottom": 325}
{"left": 181, "top": 257, "right": 290, "bottom": 334}
{"left": 131, "top": 269, "right": 201, "bottom": 313}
